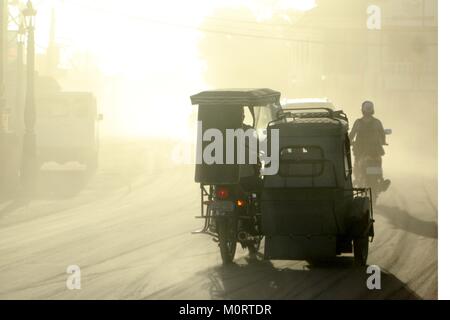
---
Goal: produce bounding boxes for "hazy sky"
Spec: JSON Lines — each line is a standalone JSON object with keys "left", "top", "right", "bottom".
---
{"left": 6, "top": 0, "right": 437, "bottom": 175}
{"left": 13, "top": 0, "right": 314, "bottom": 137}
{"left": 31, "top": 0, "right": 316, "bottom": 73}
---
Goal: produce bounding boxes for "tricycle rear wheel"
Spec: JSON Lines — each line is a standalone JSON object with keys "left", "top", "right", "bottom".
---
{"left": 216, "top": 216, "right": 237, "bottom": 265}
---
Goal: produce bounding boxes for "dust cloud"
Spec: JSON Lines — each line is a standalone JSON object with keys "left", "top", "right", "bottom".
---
{"left": 0, "top": 0, "right": 437, "bottom": 299}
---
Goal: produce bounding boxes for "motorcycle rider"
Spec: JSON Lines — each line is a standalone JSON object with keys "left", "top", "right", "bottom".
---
{"left": 349, "top": 100, "right": 390, "bottom": 191}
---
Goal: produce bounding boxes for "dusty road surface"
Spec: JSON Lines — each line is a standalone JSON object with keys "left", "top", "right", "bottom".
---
{"left": 0, "top": 139, "right": 437, "bottom": 299}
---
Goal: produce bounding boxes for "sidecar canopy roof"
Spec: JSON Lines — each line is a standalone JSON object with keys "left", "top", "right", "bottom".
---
{"left": 190, "top": 88, "right": 281, "bottom": 106}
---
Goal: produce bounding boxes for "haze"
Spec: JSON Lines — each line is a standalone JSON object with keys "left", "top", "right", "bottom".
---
{"left": 0, "top": 0, "right": 437, "bottom": 299}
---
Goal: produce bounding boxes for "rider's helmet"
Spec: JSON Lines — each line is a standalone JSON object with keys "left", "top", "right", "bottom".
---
{"left": 362, "top": 100, "right": 375, "bottom": 116}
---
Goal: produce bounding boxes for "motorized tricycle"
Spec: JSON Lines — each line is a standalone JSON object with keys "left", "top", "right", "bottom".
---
{"left": 190, "top": 89, "right": 375, "bottom": 266}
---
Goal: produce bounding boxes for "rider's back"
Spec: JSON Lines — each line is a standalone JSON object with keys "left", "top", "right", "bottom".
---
{"left": 353, "top": 116, "right": 385, "bottom": 157}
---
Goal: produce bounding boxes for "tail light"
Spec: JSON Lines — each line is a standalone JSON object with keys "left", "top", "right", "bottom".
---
{"left": 216, "top": 187, "right": 230, "bottom": 199}
{"left": 236, "top": 199, "right": 246, "bottom": 207}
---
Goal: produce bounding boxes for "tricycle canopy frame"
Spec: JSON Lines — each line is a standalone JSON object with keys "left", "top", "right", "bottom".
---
{"left": 191, "top": 88, "right": 282, "bottom": 185}
{"left": 190, "top": 88, "right": 281, "bottom": 107}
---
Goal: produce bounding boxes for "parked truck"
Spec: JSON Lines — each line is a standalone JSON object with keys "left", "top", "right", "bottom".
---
{"left": 36, "top": 92, "right": 102, "bottom": 172}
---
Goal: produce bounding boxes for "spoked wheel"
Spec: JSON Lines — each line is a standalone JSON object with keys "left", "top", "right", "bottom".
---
{"left": 353, "top": 236, "right": 369, "bottom": 267}
{"left": 216, "top": 216, "right": 238, "bottom": 265}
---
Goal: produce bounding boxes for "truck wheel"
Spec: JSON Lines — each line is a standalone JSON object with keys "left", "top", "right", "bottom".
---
{"left": 353, "top": 236, "right": 369, "bottom": 266}
{"left": 216, "top": 216, "right": 237, "bottom": 265}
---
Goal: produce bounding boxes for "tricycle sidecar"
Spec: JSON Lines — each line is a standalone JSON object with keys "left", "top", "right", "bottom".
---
{"left": 262, "top": 108, "right": 374, "bottom": 265}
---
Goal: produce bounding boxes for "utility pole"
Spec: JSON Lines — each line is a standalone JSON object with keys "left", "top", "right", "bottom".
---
{"left": 16, "top": 23, "right": 25, "bottom": 134}
{"left": 0, "top": 0, "right": 19, "bottom": 194}
{"left": 0, "top": 0, "right": 8, "bottom": 192}
{"left": 0, "top": 0, "right": 7, "bottom": 135}
{"left": 20, "top": 0, "right": 37, "bottom": 194}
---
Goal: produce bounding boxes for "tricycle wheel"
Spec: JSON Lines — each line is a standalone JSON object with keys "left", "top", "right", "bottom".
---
{"left": 216, "top": 217, "right": 237, "bottom": 265}
{"left": 353, "top": 236, "right": 369, "bottom": 267}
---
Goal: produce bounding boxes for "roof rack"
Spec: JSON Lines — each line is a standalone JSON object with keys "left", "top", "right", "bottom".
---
{"left": 278, "top": 107, "right": 348, "bottom": 122}
{"left": 267, "top": 107, "right": 349, "bottom": 129}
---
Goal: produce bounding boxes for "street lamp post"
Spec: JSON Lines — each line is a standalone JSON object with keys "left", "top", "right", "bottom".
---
{"left": 0, "top": 0, "right": 7, "bottom": 192}
{"left": 16, "top": 23, "right": 25, "bottom": 134}
{"left": 0, "top": 0, "right": 7, "bottom": 135}
{"left": 20, "top": 0, "right": 37, "bottom": 193}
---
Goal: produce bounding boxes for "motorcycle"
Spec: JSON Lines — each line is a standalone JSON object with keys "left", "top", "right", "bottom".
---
{"left": 353, "top": 129, "right": 392, "bottom": 203}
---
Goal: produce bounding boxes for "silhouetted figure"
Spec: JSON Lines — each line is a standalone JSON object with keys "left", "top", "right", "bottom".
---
{"left": 349, "top": 101, "right": 390, "bottom": 191}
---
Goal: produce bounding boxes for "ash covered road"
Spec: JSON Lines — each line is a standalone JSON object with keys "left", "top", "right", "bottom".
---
{"left": 0, "top": 139, "right": 437, "bottom": 299}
